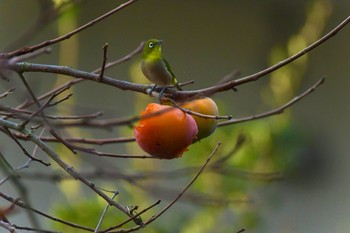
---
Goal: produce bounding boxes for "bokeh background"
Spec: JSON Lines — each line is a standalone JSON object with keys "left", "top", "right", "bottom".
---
{"left": 0, "top": 0, "right": 350, "bottom": 232}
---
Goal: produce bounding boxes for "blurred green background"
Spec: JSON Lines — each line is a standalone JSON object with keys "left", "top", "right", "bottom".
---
{"left": 0, "top": 0, "right": 350, "bottom": 232}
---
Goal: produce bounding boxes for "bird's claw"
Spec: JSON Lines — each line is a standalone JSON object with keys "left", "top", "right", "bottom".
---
{"left": 147, "top": 84, "right": 170, "bottom": 102}
{"left": 158, "top": 86, "right": 170, "bottom": 101}
{"left": 148, "top": 84, "right": 158, "bottom": 96}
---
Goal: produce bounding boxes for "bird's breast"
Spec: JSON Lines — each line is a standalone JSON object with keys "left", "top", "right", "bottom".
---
{"left": 141, "top": 60, "right": 173, "bottom": 86}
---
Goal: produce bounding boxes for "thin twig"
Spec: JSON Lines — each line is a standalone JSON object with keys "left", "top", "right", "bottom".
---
{"left": 1, "top": 0, "right": 138, "bottom": 59}
{"left": 0, "top": 118, "right": 135, "bottom": 220}
{"left": 9, "top": 47, "right": 52, "bottom": 63}
{"left": 218, "top": 77, "right": 325, "bottom": 127}
{"left": 140, "top": 184, "right": 250, "bottom": 207}
{"left": 2, "top": 41, "right": 144, "bottom": 117}
{"left": 0, "top": 220, "right": 19, "bottom": 233}
{"left": 174, "top": 16, "right": 349, "bottom": 98}
{"left": 0, "top": 106, "right": 102, "bottom": 121}
{"left": 211, "top": 134, "right": 246, "bottom": 166}
{"left": 2, "top": 128, "right": 50, "bottom": 166}
{"left": 0, "top": 153, "right": 40, "bottom": 229}
{"left": 166, "top": 98, "right": 232, "bottom": 120}
{"left": 18, "top": 94, "right": 55, "bottom": 129}
{"left": 0, "top": 191, "right": 94, "bottom": 232}
{"left": 0, "top": 88, "right": 15, "bottom": 99}
{"left": 16, "top": 164, "right": 282, "bottom": 184}
{"left": 0, "top": 105, "right": 34, "bottom": 120}
{"left": 17, "top": 72, "right": 77, "bottom": 154}
{"left": 5, "top": 13, "right": 340, "bottom": 99}
{"left": 48, "top": 93, "right": 73, "bottom": 107}
{"left": 99, "top": 43, "right": 109, "bottom": 82}
{"left": 52, "top": 77, "right": 323, "bottom": 129}
{"left": 7, "top": 132, "right": 135, "bottom": 145}
{"left": 45, "top": 111, "right": 103, "bottom": 120}
{"left": 3, "top": 0, "right": 80, "bottom": 52}
{"left": 115, "top": 142, "right": 221, "bottom": 232}
{"left": 101, "top": 200, "right": 161, "bottom": 232}
{"left": 92, "top": 41, "right": 144, "bottom": 74}
{"left": 51, "top": 100, "right": 213, "bottom": 128}
{"left": 94, "top": 191, "right": 119, "bottom": 233}
{"left": 8, "top": 224, "right": 61, "bottom": 233}
{"left": 17, "top": 128, "right": 48, "bottom": 170}
{"left": 215, "top": 69, "right": 241, "bottom": 86}
{"left": 0, "top": 152, "right": 16, "bottom": 186}
{"left": 66, "top": 145, "right": 157, "bottom": 159}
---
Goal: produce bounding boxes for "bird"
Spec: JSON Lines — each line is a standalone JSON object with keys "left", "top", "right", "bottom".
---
{"left": 141, "top": 39, "right": 183, "bottom": 91}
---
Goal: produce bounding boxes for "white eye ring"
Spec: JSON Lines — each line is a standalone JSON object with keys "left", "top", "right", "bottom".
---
{"left": 148, "top": 42, "right": 154, "bottom": 48}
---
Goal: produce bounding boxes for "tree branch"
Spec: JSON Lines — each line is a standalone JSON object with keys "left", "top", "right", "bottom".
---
{"left": 0, "top": 0, "right": 138, "bottom": 59}
{"left": 0, "top": 118, "right": 136, "bottom": 221}
{"left": 218, "top": 77, "right": 325, "bottom": 127}
{"left": 116, "top": 142, "right": 221, "bottom": 232}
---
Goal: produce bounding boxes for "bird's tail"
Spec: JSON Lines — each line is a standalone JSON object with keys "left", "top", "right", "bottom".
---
{"left": 173, "top": 78, "right": 183, "bottom": 91}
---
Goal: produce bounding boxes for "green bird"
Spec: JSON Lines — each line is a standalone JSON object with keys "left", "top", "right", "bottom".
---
{"left": 141, "top": 39, "right": 183, "bottom": 91}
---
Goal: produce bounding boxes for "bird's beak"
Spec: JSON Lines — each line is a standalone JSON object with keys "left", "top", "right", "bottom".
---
{"left": 156, "top": 40, "right": 163, "bottom": 46}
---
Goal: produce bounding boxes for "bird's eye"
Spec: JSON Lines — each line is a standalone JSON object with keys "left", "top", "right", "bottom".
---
{"left": 148, "top": 42, "right": 154, "bottom": 48}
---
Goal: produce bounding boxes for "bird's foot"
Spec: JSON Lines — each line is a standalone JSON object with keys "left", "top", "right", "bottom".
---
{"left": 158, "top": 86, "right": 170, "bottom": 101}
{"left": 147, "top": 85, "right": 170, "bottom": 102}
{"left": 148, "top": 84, "right": 158, "bottom": 96}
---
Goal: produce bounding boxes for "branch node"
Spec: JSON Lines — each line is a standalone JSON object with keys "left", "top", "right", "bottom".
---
{"left": 98, "top": 43, "right": 109, "bottom": 82}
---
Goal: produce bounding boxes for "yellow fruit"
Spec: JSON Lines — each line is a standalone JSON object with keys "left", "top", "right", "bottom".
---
{"left": 181, "top": 97, "right": 219, "bottom": 141}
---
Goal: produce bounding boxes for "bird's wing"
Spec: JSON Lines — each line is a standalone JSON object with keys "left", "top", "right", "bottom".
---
{"left": 163, "top": 58, "right": 183, "bottom": 91}
{"left": 163, "top": 58, "right": 176, "bottom": 78}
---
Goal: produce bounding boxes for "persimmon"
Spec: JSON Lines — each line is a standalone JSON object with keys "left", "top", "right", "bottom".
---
{"left": 181, "top": 97, "right": 219, "bottom": 141}
{"left": 134, "top": 103, "right": 198, "bottom": 159}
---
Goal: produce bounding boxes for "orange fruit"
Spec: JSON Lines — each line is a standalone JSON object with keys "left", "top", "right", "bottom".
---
{"left": 134, "top": 103, "right": 198, "bottom": 159}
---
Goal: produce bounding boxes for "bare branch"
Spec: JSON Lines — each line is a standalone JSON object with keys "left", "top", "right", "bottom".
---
{"left": 7, "top": 41, "right": 145, "bottom": 116}
{"left": 0, "top": 106, "right": 102, "bottom": 121}
{"left": 0, "top": 3, "right": 347, "bottom": 232}
{"left": 0, "top": 192, "right": 94, "bottom": 232}
{"left": 5, "top": 131, "right": 135, "bottom": 145}
{"left": 0, "top": 153, "right": 40, "bottom": 228}
{"left": 166, "top": 98, "right": 232, "bottom": 120}
{"left": 0, "top": 118, "right": 135, "bottom": 220}
{"left": 0, "top": 0, "right": 138, "bottom": 59}
{"left": 93, "top": 41, "right": 144, "bottom": 74}
{"left": 17, "top": 72, "right": 77, "bottom": 154}
{"left": 98, "top": 43, "right": 109, "bottom": 82}
{"left": 218, "top": 77, "right": 325, "bottom": 127}
{"left": 3, "top": 0, "right": 81, "bottom": 52}
{"left": 2, "top": 128, "right": 50, "bottom": 166}
{"left": 0, "top": 88, "right": 15, "bottom": 99}
{"left": 142, "top": 185, "right": 251, "bottom": 207}
{"left": 9, "top": 47, "right": 52, "bottom": 63}
{"left": 101, "top": 200, "right": 161, "bottom": 232}
{"left": 17, "top": 94, "right": 55, "bottom": 129}
{"left": 3, "top": 14, "right": 346, "bottom": 101}
{"left": 7, "top": 224, "right": 61, "bottom": 233}
{"left": 117, "top": 142, "right": 221, "bottom": 232}
{"left": 0, "top": 220, "right": 19, "bottom": 233}
{"left": 94, "top": 191, "right": 119, "bottom": 233}
{"left": 173, "top": 16, "right": 350, "bottom": 98}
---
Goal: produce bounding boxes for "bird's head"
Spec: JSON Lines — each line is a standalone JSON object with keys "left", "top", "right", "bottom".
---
{"left": 142, "top": 39, "right": 163, "bottom": 60}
